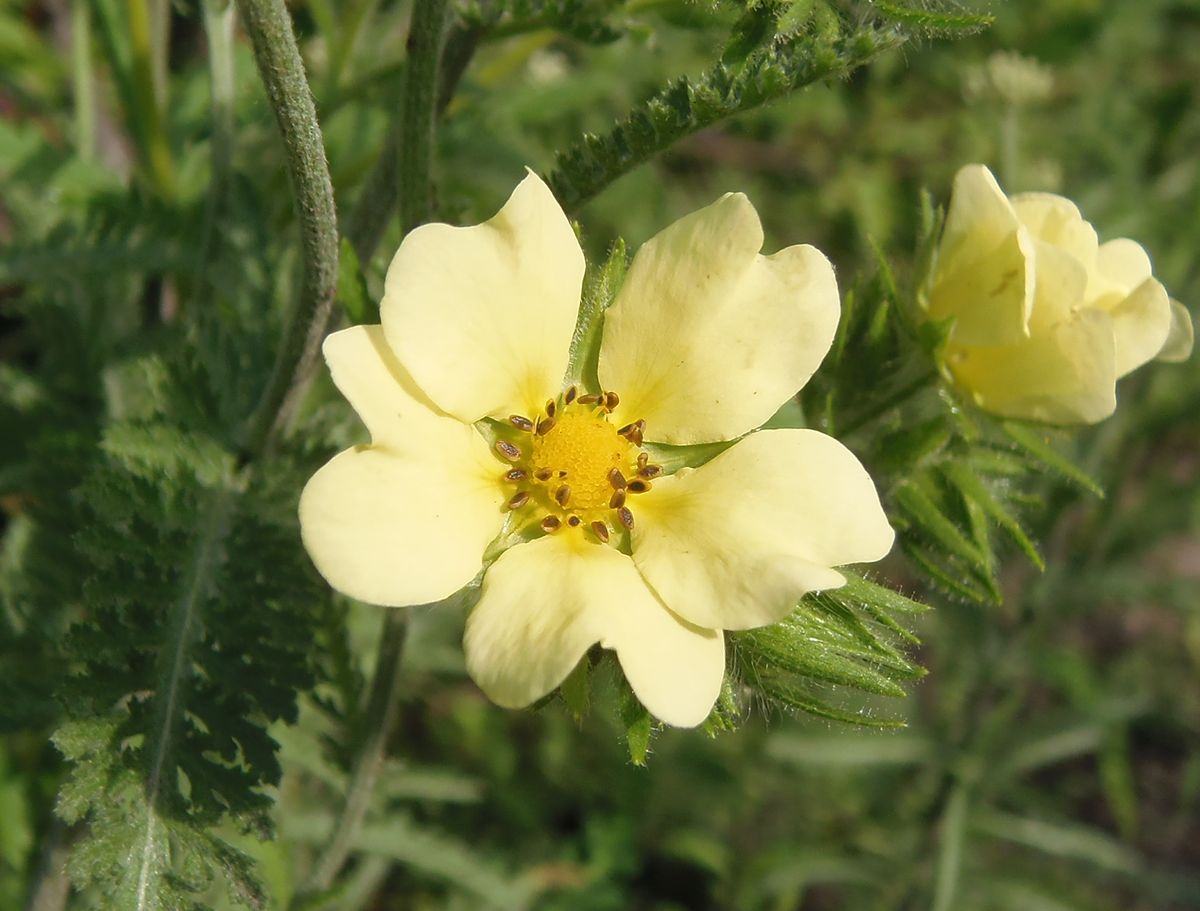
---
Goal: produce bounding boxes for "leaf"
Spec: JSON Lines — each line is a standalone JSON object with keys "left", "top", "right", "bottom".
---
{"left": 1000, "top": 421, "right": 1104, "bottom": 497}
{"left": 941, "top": 461, "right": 1045, "bottom": 570}
{"left": 739, "top": 625, "right": 908, "bottom": 697}
{"left": 765, "top": 730, "right": 931, "bottom": 767}
{"left": 721, "top": 0, "right": 786, "bottom": 65}
{"left": 559, "top": 654, "right": 591, "bottom": 722}
{"left": 752, "top": 676, "right": 907, "bottom": 728}
{"left": 972, "top": 811, "right": 1143, "bottom": 876}
{"left": 873, "top": 0, "right": 994, "bottom": 35}
{"left": 48, "top": 424, "right": 332, "bottom": 908}
{"left": 893, "top": 477, "right": 1002, "bottom": 602}
{"left": 566, "top": 236, "right": 626, "bottom": 388}
{"left": 931, "top": 783, "right": 971, "bottom": 911}
{"left": 354, "top": 817, "right": 537, "bottom": 910}
{"left": 621, "top": 694, "right": 654, "bottom": 766}
{"left": 547, "top": 25, "right": 905, "bottom": 211}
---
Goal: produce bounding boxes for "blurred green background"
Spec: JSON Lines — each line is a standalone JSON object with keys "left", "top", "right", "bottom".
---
{"left": 1, "top": 0, "right": 1198, "bottom": 909}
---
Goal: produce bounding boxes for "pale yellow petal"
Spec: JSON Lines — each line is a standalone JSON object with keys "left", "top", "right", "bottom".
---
{"left": 630, "top": 429, "right": 894, "bottom": 632}
{"left": 597, "top": 193, "right": 839, "bottom": 445}
{"left": 939, "top": 165, "right": 1022, "bottom": 267}
{"left": 322, "top": 325, "right": 456, "bottom": 450}
{"left": 380, "top": 171, "right": 583, "bottom": 423}
{"left": 300, "top": 445, "right": 506, "bottom": 607}
{"left": 464, "top": 534, "right": 724, "bottom": 727}
{"left": 1095, "top": 238, "right": 1153, "bottom": 289}
{"left": 949, "top": 309, "right": 1117, "bottom": 424}
{"left": 1157, "top": 299, "right": 1194, "bottom": 363}
{"left": 1011, "top": 192, "right": 1099, "bottom": 266}
{"left": 1026, "top": 238, "right": 1089, "bottom": 335}
{"left": 929, "top": 165, "right": 1033, "bottom": 346}
{"left": 1109, "top": 278, "right": 1171, "bottom": 377}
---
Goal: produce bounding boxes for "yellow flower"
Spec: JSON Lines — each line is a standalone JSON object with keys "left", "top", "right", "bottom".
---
{"left": 299, "top": 173, "right": 894, "bottom": 727}
{"left": 928, "top": 164, "right": 1193, "bottom": 424}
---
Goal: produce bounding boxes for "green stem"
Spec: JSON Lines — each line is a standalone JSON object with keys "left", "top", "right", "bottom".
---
{"left": 344, "top": 22, "right": 479, "bottom": 265}
{"left": 127, "top": 0, "right": 174, "bottom": 196}
{"left": 299, "top": 611, "right": 409, "bottom": 900}
{"left": 236, "top": 0, "right": 340, "bottom": 457}
{"left": 71, "top": 0, "right": 95, "bottom": 161}
{"left": 399, "top": 0, "right": 451, "bottom": 233}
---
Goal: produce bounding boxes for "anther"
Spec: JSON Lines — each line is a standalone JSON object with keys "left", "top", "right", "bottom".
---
{"left": 495, "top": 440, "right": 522, "bottom": 461}
{"left": 567, "top": 515, "right": 581, "bottom": 527}
{"left": 617, "top": 507, "right": 634, "bottom": 530}
{"left": 607, "top": 468, "right": 626, "bottom": 490}
{"left": 590, "top": 521, "right": 610, "bottom": 543}
{"left": 618, "top": 419, "right": 645, "bottom": 446}
{"left": 541, "top": 515, "right": 561, "bottom": 533}
{"left": 536, "top": 416, "right": 556, "bottom": 436}
{"left": 508, "top": 415, "right": 534, "bottom": 432}
{"left": 604, "top": 391, "right": 619, "bottom": 411}
{"left": 555, "top": 484, "right": 572, "bottom": 507}
{"left": 637, "top": 452, "right": 648, "bottom": 469}
{"left": 609, "top": 489, "right": 626, "bottom": 509}
{"left": 627, "top": 479, "right": 651, "bottom": 494}
{"left": 578, "top": 394, "right": 601, "bottom": 405}
{"left": 637, "top": 464, "right": 662, "bottom": 479}
{"left": 504, "top": 468, "right": 527, "bottom": 482}
{"left": 534, "top": 468, "right": 553, "bottom": 482}
{"left": 544, "top": 399, "right": 556, "bottom": 419}
{"left": 564, "top": 385, "right": 577, "bottom": 405}
{"left": 507, "top": 491, "right": 530, "bottom": 510}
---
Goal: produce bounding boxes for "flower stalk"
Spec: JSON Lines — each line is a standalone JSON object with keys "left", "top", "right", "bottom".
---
{"left": 236, "top": 0, "right": 340, "bottom": 457}
{"left": 300, "top": 609, "right": 409, "bottom": 899}
{"left": 399, "top": 0, "right": 451, "bottom": 233}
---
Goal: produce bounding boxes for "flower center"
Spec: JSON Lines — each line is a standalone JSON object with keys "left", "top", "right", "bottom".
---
{"left": 531, "top": 408, "right": 633, "bottom": 510}
{"left": 493, "top": 387, "right": 662, "bottom": 544}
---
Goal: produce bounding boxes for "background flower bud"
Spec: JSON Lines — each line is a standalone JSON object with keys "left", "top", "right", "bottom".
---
{"left": 927, "top": 164, "right": 1192, "bottom": 424}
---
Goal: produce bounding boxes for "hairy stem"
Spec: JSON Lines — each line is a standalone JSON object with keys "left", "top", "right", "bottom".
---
{"left": 345, "top": 21, "right": 479, "bottom": 266}
{"left": 399, "top": 0, "right": 451, "bottom": 233}
{"left": 300, "top": 610, "right": 409, "bottom": 898}
{"left": 236, "top": 0, "right": 340, "bottom": 457}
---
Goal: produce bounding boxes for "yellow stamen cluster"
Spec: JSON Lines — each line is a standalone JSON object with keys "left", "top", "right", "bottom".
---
{"left": 494, "top": 387, "right": 660, "bottom": 543}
